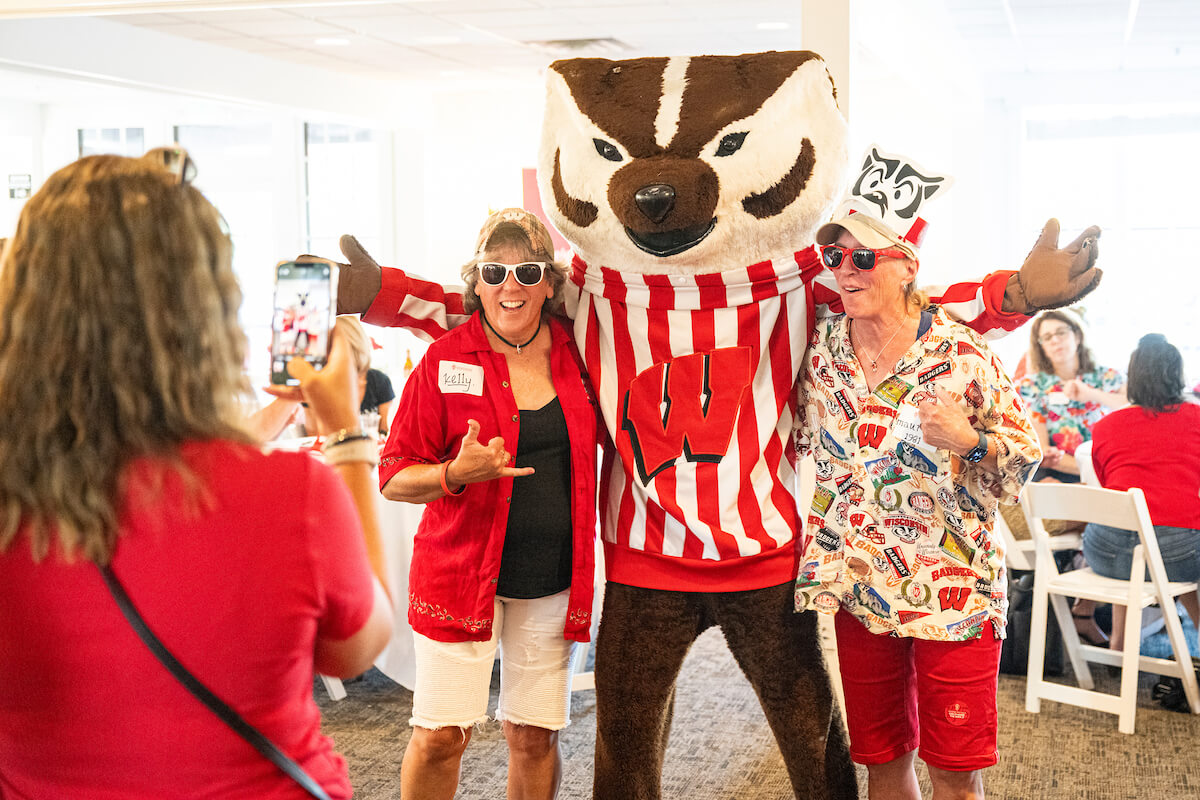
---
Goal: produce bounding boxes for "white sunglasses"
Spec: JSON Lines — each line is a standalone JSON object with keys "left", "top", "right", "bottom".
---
{"left": 477, "top": 261, "right": 548, "bottom": 286}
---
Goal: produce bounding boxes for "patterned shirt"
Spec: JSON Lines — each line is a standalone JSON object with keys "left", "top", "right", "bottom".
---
{"left": 1016, "top": 366, "right": 1124, "bottom": 455}
{"left": 794, "top": 309, "right": 1041, "bottom": 640}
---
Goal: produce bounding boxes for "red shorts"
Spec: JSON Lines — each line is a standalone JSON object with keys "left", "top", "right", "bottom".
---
{"left": 834, "top": 610, "right": 1001, "bottom": 772}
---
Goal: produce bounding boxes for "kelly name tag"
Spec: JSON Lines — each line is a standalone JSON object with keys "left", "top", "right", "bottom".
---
{"left": 438, "top": 361, "right": 484, "bottom": 396}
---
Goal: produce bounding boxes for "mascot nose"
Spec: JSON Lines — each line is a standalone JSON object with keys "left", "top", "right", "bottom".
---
{"left": 634, "top": 184, "right": 676, "bottom": 224}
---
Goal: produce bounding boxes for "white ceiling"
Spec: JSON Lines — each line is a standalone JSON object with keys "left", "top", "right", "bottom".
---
{"left": 4, "top": 0, "right": 1200, "bottom": 85}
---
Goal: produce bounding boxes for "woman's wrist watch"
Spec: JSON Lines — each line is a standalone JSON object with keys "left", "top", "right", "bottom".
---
{"left": 963, "top": 430, "right": 988, "bottom": 464}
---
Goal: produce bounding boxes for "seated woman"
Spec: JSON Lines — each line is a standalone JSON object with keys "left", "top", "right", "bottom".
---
{"left": 0, "top": 150, "right": 392, "bottom": 799}
{"left": 1017, "top": 308, "right": 1126, "bottom": 482}
{"left": 380, "top": 208, "right": 599, "bottom": 800}
{"left": 1013, "top": 308, "right": 1127, "bottom": 645}
{"left": 1083, "top": 333, "right": 1200, "bottom": 648}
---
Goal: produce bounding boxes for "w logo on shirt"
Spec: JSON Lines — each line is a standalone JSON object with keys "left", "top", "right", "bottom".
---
{"left": 621, "top": 348, "right": 753, "bottom": 484}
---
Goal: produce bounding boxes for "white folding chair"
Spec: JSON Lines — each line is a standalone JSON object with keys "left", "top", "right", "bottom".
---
{"left": 319, "top": 675, "right": 347, "bottom": 701}
{"left": 1022, "top": 483, "right": 1200, "bottom": 733}
{"left": 993, "top": 503, "right": 1080, "bottom": 573}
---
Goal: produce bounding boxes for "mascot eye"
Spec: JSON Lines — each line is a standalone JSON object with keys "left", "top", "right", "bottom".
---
{"left": 714, "top": 132, "right": 748, "bottom": 157}
{"left": 891, "top": 177, "right": 923, "bottom": 218}
{"left": 593, "top": 138, "right": 623, "bottom": 162}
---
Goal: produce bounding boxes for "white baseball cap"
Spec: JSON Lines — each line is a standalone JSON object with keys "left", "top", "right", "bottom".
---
{"left": 816, "top": 207, "right": 922, "bottom": 260}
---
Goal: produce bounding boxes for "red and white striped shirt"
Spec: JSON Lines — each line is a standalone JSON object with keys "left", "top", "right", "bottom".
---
{"left": 364, "top": 247, "right": 1022, "bottom": 592}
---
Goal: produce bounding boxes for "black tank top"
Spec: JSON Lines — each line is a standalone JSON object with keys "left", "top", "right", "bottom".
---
{"left": 496, "top": 397, "right": 574, "bottom": 599}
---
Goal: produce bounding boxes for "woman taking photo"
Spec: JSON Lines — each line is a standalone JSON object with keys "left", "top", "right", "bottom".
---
{"left": 0, "top": 151, "right": 392, "bottom": 798}
{"left": 1084, "top": 333, "right": 1200, "bottom": 647}
{"left": 380, "top": 208, "right": 598, "bottom": 800}
{"left": 795, "top": 176, "right": 1042, "bottom": 800}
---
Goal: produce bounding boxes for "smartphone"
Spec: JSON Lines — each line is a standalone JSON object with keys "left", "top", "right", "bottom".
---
{"left": 270, "top": 259, "right": 338, "bottom": 385}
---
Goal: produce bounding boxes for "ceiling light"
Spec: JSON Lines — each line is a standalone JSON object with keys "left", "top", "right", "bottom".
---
{"left": 525, "top": 37, "right": 631, "bottom": 57}
{"left": 757, "top": 22, "right": 790, "bottom": 31}
{"left": 315, "top": 37, "right": 350, "bottom": 47}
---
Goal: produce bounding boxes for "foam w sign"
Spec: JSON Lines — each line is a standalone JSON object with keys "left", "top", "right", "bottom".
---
{"left": 621, "top": 348, "right": 753, "bottom": 485}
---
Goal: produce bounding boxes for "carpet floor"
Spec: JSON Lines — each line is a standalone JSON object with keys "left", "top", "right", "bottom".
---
{"left": 316, "top": 628, "right": 1200, "bottom": 799}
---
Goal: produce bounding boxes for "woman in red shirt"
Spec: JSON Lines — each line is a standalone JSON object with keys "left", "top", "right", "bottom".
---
{"left": 0, "top": 150, "right": 392, "bottom": 799}
{"left": 380, "top": 209, "right": 599, "bottom": 800}
{"left": 1084, "top": 333, "right": 1200, "bottom": 647}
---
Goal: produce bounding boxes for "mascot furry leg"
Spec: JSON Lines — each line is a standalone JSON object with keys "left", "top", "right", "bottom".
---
{"left": 594, "top": 583, "right": 855, "bottom": 798}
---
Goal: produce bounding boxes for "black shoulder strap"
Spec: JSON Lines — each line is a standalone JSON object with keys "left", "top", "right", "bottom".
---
{"left": 99, "top": 565, "right": 332, "bottom": 800}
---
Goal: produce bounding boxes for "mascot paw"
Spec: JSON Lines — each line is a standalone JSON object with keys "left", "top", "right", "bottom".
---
{"left": 1003, "top": 219, "right": 1102, "bottom": 313}
{"left": 336, "top": 234, "right": 383, "bottom": 315}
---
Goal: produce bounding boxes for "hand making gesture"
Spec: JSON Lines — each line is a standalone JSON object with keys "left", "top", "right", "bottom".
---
{"left": 443, "top": 418, "right": 535, "bottom": 492}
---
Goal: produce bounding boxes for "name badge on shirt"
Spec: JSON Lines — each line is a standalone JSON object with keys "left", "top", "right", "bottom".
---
{"left": 894, "top": 403, "right": 938, "bottom": 454}
{"left": 438, "top": 361, "right": 484, "bottom": 396}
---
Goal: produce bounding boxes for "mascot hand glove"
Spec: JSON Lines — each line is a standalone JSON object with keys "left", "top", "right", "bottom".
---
{"left": 295, "top": 234, "right": 383, "bottom": 315}
{"left": 1002, "top": 218, "right": 1102, "bottom": 313}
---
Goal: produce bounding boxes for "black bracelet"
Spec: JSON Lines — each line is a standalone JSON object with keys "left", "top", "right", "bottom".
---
{"left": 325, "top": 434, "right": 372, "bottom": 448}
{"left": 320, "top": 428, "right": 371, "bottom": 456}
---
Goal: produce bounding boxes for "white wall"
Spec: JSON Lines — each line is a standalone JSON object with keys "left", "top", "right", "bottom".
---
{"left": 0, "top": 99, "right": 42, "bottom": 238}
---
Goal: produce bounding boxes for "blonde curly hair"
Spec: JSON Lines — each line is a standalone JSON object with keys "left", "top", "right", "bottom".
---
{"left": 0, "top": 154, "right": 251, "bottom": 564}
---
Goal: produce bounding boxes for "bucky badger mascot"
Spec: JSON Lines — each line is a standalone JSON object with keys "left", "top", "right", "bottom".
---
{"left": 337, "top": 51, "right": 1099, "bottom": 799}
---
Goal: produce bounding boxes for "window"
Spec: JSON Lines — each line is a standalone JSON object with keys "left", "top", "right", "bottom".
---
{"left": 1020, "top": 113, "right": 1200, "bottom": 385}
{"left": 77, "top": 127, "right": 144, "bottom": 157}
{"left": 304, "top": 122, "right": 388, "bottom": 258}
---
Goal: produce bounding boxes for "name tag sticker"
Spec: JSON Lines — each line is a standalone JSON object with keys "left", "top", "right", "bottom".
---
{"left": 895, "top": 404, "right": 939, "bottom": 454}
{"left": 894, "top": 404, "right": 923, "bottom": 446}
{"left": 438, "top": 361, "right": 484, "bottom": 396}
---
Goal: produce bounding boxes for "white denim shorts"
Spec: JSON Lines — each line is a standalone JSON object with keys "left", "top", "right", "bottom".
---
{"left": 410, "top": 589, "right": 577, "bottom": 731}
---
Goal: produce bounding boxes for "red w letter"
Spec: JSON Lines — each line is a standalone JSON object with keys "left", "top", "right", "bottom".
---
{"left": 620, "top": 348, "right": 753, "bottom": 485}
{"left": 938, "top": 586, "right": 971, "bottom": 612}
{"left": 857, "top": 423, "right": 887, "bottom": 449}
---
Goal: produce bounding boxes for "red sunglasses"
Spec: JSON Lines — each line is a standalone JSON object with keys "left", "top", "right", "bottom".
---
{"left": 821, "top": 244, "right": 910, "bottom": 271}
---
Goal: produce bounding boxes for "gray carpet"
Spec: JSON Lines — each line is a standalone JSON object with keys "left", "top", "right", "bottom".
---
{"left": 316, "top": 629, "right": 1200, "bottom": 799}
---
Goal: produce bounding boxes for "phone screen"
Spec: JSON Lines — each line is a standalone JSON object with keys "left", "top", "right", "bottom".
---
{"left": 270, "top": 260, "right": 338, "bottom": 385}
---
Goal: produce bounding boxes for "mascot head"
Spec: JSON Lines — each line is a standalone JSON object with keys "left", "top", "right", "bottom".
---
{"left": 538, "top": 51, "right": 849, "bottom": 274}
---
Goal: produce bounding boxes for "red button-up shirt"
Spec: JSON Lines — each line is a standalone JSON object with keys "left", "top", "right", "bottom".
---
{"left": 380, "top": 313, "right": 600, "bottom": 642}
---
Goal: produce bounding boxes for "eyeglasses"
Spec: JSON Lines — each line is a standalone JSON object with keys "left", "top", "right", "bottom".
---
{"left": 143, "top": 145, "right": 197, "bottom": 185}
{"left": 820, "top": 244, "right": 910, "bottom": 271}
{"left": 1038, "top": 328, "right": 1074, "bottom": 344}
{"left": 477, "top": 261, "right": 548, "bottom": 286}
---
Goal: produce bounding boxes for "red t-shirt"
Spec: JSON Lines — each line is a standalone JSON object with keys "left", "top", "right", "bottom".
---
{"left": 0, "top": 440, "right": 374, "bottom": 800}
{"left": 1090, "top": 402, "right": 1200, "bottom": 529}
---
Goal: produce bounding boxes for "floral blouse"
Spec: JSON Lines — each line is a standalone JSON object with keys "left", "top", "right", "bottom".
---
{"left": 794, "top": 308, "right": 1041, "bottom": 641}
{"left": 1016, "top": 366, "right": 1124, "bottom": 455}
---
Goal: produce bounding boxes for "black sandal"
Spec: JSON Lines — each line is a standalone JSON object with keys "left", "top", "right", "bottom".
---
{"left": 1153, "top": 677, "right": 1191, "bottom": 712}
{"left": 1154, "top": 660, "right": 1200, "bottom": 712}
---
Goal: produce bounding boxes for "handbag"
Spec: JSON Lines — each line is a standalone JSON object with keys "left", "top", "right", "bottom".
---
{"left": 999, "top": 567, "right": 1065, "bottom": 676}
{"left": 99, "top": 565, "right": 332, "bottom": 800}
